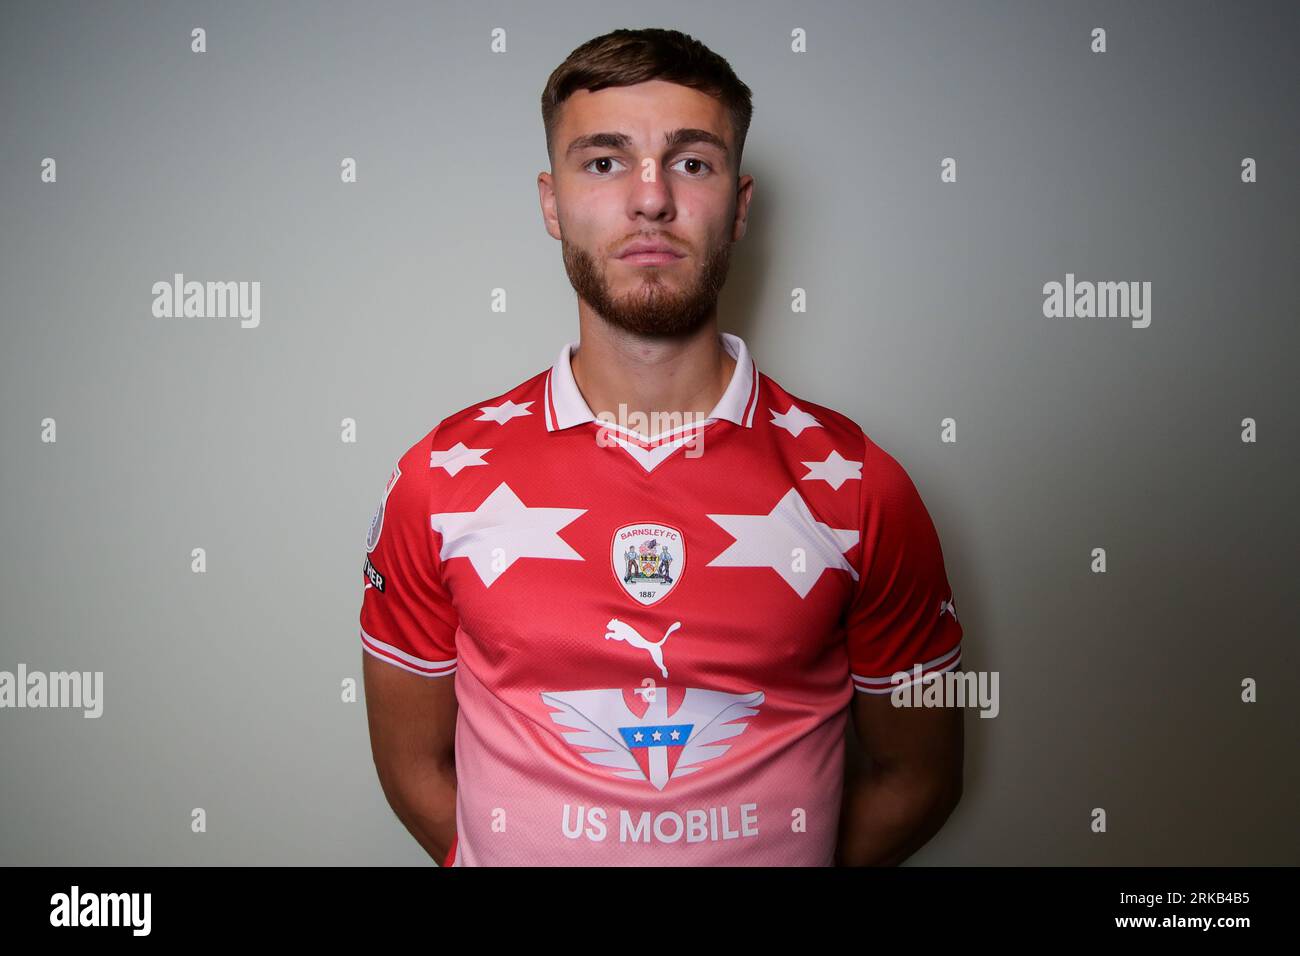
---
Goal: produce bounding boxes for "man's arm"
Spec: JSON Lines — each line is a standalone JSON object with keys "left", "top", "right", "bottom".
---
{"left": 837, "top": 431, "right": 966, "bottom": 866}
{"left": 362, "top": 651, "right": 459, "bottom": 865}
{"left": 835, "top": 690, "right": 963, "bottom": 866}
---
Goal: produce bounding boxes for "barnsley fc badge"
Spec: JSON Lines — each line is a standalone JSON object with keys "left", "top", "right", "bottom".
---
{"left": 611, "top": 522, "right": 685, "bottom": 606}
{"left": 366, "top": 463, "right": 402, "bottom": 553}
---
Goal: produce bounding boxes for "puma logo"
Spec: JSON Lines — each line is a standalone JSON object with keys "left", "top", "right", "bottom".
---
{"left": 604, "top": 618, "right": 682, "bottom": 679}
{"left": 939, "top": 597, "right": 958, "bottom": 622}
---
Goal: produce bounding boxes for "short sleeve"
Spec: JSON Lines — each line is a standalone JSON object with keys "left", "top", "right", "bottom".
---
{"left": 845, "top": 436, "right": 963, "bottom": 695}
{"left": 359, "top": 431, "right": 459, "bottom": 677}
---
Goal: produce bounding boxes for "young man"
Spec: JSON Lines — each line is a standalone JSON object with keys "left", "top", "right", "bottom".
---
{"left": 360, "top": 28, "right": 964, "bottom": 866}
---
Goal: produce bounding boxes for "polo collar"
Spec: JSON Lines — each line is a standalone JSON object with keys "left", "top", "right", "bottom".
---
{"left": 543, "top": 331, "right": 759, "bottom": 433}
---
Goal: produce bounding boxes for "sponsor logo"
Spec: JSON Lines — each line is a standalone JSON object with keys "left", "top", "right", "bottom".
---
{"left": 366, "top": 463, "right": 402, "bottom": 553}
{"left": 362, "top": 555, "right": 385, "bottom": 592}
{"left": 542, "top": 685, "right": 764, "bottom": 792}
{"left": 605, "top": 618, "right": 681, "bottom": 678}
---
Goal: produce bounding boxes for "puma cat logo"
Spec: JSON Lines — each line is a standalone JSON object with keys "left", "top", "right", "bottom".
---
{"left": 604, "top": 618, "right": 682, "bottom": 679}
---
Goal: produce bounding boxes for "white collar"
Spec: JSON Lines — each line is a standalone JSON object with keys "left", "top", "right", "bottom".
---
{"left": 543, "top": 331, "right": 759, "bottom": 433}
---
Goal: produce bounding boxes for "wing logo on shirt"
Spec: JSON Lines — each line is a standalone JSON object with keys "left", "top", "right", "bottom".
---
{"left": 541, "top": 686, "right": 765, "bottom": 792}
{"left": 365, "top": 463, "right": 402, "bottom": 553}
{"left": 611, "top": 522, "right": 686, "bottom": 606}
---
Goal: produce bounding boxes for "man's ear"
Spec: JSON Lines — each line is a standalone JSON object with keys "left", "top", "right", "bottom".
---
{"left": 538, "top": 171, "right": 562, "bottom": 242}
{"left": 732, "top": 172, "right": 755, "bottom": 242}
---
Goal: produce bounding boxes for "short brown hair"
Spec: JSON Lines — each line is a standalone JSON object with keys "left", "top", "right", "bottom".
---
{"left": 541, "top": 28, "right": 754, "bottom": 172}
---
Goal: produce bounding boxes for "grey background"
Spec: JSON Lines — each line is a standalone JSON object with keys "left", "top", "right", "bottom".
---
{"left": 1, "top": 0, "right": 1296, "bottom": 865}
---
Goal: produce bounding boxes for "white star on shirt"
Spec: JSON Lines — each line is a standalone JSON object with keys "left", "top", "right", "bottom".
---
{"left": 430, "top": 481, "right": 585, "bottom": 587}
{"left": 706, "top": 487, "right": 859, "bottom": 599}
{"left": 476, "top": 399, "right": 533, "bottom": 425}
{"left": 769, "top": 403, "right": 822, "bottom": 437}
{"left": 801, "top": 449, "right": 863, "bottom": 490}
{"left": 429, "top": 441, "right": 491, "bottom": 477}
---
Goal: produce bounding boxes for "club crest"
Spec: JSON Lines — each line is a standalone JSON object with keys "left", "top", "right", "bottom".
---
{"left": 611, "top": 523, "right": 685, "bottom": 606}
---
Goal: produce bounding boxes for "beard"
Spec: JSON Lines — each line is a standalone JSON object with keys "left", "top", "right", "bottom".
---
{"left": 561, "top": 231, "right": 733, "bottom": 338}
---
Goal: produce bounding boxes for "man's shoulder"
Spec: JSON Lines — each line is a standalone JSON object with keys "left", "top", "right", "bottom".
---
{"left": 389, "top": 365, "right": 552, "bottom": 476}
{"left": 757, "top": 369, "right": 912, "bottom": 490}
{"left": 757, "top": 369, "right": 868, "bottom": 453}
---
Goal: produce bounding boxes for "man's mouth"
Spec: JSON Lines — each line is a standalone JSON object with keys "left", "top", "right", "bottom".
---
{"left": 617, "top": 240, "right": 686, "bottom": 266}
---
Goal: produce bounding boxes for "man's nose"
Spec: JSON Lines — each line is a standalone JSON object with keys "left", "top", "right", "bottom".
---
{"left": 627, "top": 158, "right": 675, "bottom": 218}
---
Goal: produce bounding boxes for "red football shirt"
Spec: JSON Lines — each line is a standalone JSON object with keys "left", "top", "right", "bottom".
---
{"left": 359, "top": 332, "right": 963, "bottom": 866}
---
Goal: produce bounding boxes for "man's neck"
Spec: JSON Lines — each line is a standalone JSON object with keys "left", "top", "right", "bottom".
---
{"left": 568, "top": 317, "right": 736, "bottom": 442}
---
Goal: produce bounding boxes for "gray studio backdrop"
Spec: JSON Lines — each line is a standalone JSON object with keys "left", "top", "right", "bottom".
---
{"left": 2, "top": 0, "right": 1296, "bottom": 865}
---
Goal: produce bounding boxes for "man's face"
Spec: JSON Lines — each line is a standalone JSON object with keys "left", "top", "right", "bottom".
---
{"left": 538, "top": 80, "right": 753, "bottom": 338}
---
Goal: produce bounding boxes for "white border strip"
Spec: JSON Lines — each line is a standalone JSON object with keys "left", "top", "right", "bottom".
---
{"left": 361, "top": 628, "right": 456, "bottom": 677}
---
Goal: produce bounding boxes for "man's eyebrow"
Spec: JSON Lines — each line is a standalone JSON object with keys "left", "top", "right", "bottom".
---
{"left": 565, "top": 128, "right": 730, "bottom": 158}
{"left": 565, "top": 131, "right": 633, "bottom": 156}
{"left": 664, "top": 128, "right": 729, "bottom": 157}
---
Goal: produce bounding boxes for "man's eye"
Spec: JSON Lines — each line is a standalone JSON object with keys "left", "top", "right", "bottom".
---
{"left": 672, "top": 157, "right": 713, "bottom": 176}
{"left": 584, "top": 157, "right": 626, "bottom": 175}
